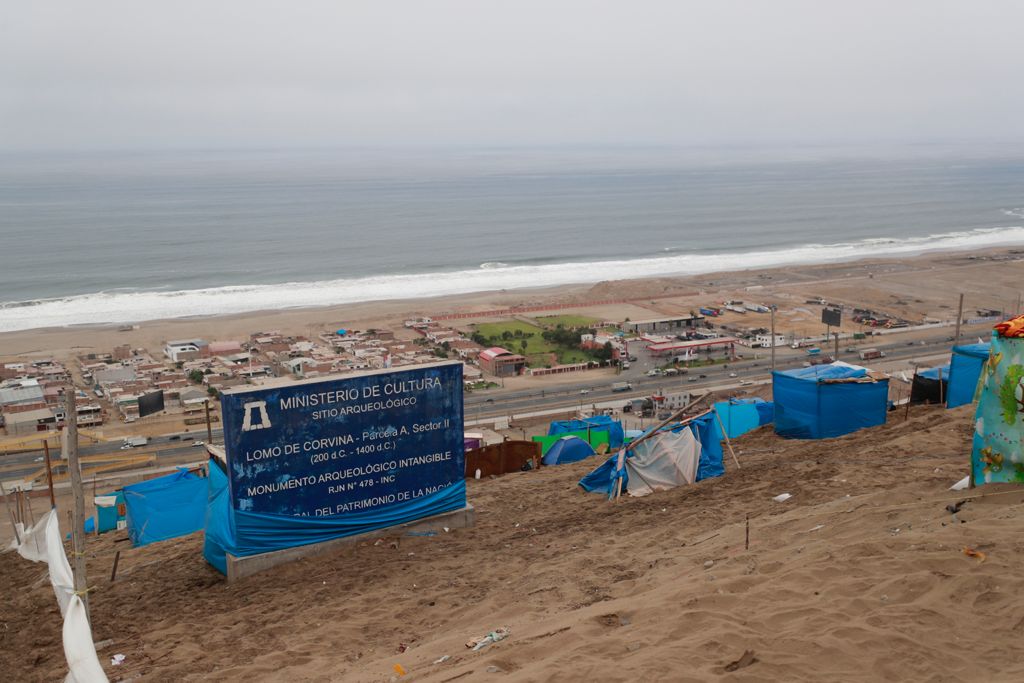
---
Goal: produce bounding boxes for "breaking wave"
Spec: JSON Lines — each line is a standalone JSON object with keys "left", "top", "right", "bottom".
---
{"left": 3, "top": 225, "right": 1024, "bottom": 332}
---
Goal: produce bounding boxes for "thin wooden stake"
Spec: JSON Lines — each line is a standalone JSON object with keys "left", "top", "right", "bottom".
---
{"left": 0, "top": 481, "right": 20, "bottom": 545}
{"left": 713, "top": 409, "right": 742, "bottom": 470}
{"left": 110, "top": 550, "right": 121, "bottom": 582}
{"left": 905, "top": 368, "right": 916, "bottom": 421}
{"left": 745, "top": 513, "right": 750, "bottom": 550}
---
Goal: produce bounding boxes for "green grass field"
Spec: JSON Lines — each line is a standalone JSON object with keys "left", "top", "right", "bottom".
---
{"left": 474, "top": 319, "right": 597, "bottom": 366}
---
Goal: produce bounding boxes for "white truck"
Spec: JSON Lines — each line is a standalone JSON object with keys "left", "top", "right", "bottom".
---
{"left": 611, "top": 381, "right": 633, "bottom": 393}
{"left": 121, "top": 436, "right": 148, "bottom": 449}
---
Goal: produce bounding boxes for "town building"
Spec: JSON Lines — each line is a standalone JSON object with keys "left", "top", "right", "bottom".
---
{"left": 478, "top": 347, "right": 527, "bottom": 377}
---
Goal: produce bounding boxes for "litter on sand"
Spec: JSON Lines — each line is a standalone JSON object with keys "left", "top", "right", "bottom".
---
{"left": 950, "top": 476, "right": 970, "bottom": 491}
{"left": 724, "top": 649, "right": 757, "bottom": 672}
{"left": 111, "top": 654, "right": 126, "bottom": 666}
{"left": 807, "top": 524, "right": 825, "bottom": 532}
{"left": 962, "top": 547, "right": 987, "bottom": 562}
{"left": 433, "top": 655, "right": 451, "bottom": 664}
{"left": 772, "top": 493, "right": 792, "bottom": 502}
{"left": 466, "top": 627, "right": 511, "bottom": 651}
{"left": 393, "top": 663, "right": 407, "bottom": 676}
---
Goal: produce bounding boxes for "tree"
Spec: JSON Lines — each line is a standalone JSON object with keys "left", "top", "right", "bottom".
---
{"left": 188, "top": 369, "right": 205, "bottom": 384}
{"left": 519, "top": 339, "right": 528, "bottom": 354}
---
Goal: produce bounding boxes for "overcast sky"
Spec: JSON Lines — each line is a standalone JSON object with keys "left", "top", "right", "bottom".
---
{"left": 2, "top": 1, "right": 1022, "bottom": 151}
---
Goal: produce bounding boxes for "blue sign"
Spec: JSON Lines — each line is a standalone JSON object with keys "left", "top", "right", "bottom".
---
{"left": 221, "top": 361, "right": 464, "bottom": 517}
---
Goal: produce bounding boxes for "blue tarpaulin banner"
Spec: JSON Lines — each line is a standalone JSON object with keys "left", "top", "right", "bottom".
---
{"left": 124, "top": 469, "right": 207, "bottom": 547}
{"left": 204, "top": 458, "right": 466, "bottom": 571}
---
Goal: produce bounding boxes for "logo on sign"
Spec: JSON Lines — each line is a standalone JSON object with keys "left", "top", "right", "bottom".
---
{"left": 241, "top": 400, "right": 271, "bottom": 432}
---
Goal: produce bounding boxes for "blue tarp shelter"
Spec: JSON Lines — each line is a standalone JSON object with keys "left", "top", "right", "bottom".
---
{"left": 548, "top": 416, "right": 624, "bottom": 449}
{"left": 773, "top": 362, "right": 889, "bottom": 439}
{"left": 203, "top": 459, "right": 466, "bottom": 575}
{"left": 542, "top": 436, "right": 596, "bottom": 466}
{"left": 947, "top": 343, "right": 989, "bottom": 409}
{"left": 124, "top": 469, "right": 207, "bottom": 547}
{"left": 714, "top": 398, "right": 774, "bottom": 438}
{"left": 579, "top": 413, "right": 724, "bottom": 495}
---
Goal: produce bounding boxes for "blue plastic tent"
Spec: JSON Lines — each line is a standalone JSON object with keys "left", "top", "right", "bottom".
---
{"left": 123, "top": 469, "right": 208, "bottom": 546}
{"left": 946, "top": 343, "right": 989, "bottom": 409}
{"left": 773, "top": 362, "right": 889, "bottom": 439}
{"left": 579, "top": 413, "right": 724, "bottom": 494}
{"left": 714, "top": 398, "right": 774, "bottom": 439}
{"left": 548, "top": 415, "right": 624, "bottom": 449}
{"left": 203, "top": 458, "right": 466, "bottom": 575}
{"left": 542, "top": 436, "right": 596, "bottom": 466}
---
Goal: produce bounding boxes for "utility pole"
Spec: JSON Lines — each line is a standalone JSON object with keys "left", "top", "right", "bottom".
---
{"left": 42, "top": 439, "right": 56, "bottom": 509}
{"left": 954, "top": 293, "right": 964, "bottom": 344}
{"left": 833, "top": 332, "right": 840, "bottom": 360}
{"left": 770, "top": 306, "right": 777, "bottom": 372}
{"left": 64, "top": 386, "right": 90, "bottom": 623}
{"left": 204, "top": 399, "right": 213, "bottom": 443}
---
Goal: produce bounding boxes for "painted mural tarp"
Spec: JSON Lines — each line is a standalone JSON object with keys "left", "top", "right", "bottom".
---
{"left": 971, "top": 324, "right": 1024, "bottom": 485}
{"left": 221, "top": 361, "right": 465, "bottom": 517}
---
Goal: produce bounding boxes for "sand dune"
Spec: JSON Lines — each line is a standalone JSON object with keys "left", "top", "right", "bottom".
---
{"left": 3, "top": 404, "right": 1023, "bottom": 682}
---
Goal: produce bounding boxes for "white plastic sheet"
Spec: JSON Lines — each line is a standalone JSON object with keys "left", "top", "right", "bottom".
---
{"left": 9, "top": 509, "right": 108, "bottom": 683}
{"left": 626, "top": 428, "right": 701, "bottom": 497}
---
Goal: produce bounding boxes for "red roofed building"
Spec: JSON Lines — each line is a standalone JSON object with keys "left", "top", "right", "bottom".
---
{"left": 478, "top": 347, "right": 527, "bottom": 377}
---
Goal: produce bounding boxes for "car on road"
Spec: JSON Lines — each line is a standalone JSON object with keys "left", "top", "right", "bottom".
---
{"left": 192, "top": 441, "right": 205, "bottom": 447}
{"left": 628, "top": 356, "right": 638, "bottom": 362}
{"left": 646, "top": 369, "right": 662, "bottom": 377}
{"left": 621, "top": 361, "right": 630, "bottom": 369}
{"left": 729, "top": 372, "right": 738, "bottom": 378}
{"left": 663, "top": 368, "right": 679, "bottom": 376}
{"left": 169, "top": 435, "right": 181, "bottom": 441}
{"left": 699, "top": 374, "right": 707, "bottom": 378}
{"left": 579, "top": 388, "right": 590, "bottom": 395}
{"left": 688, "top": 376, "right": 698, "bottom": 382}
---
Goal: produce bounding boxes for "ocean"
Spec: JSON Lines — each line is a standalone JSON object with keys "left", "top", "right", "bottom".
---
{"left": 1, "top": 147, "right": 1023, "bottom": 332}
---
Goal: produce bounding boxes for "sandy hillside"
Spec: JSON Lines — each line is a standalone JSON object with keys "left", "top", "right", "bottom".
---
{"left": 4, "top": 404, "right": 1024, "bottom": 682}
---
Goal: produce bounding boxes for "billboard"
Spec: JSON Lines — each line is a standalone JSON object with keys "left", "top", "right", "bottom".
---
{"left": 821, "top": 307, "right": 842, "bottom": 327}
{"left": 221, "top": 361, "right": 464, "bottom": 517}
{"left": 138, "top": 390, "right": 165, "bottom": 418}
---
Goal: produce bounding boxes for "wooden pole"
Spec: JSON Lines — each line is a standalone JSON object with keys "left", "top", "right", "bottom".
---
{"left": 905, "top": 368, "right": 916, "bottom": 421}
{"left": 938, "top": 367, "right": 945, "bottom": 406}
{"left": 64, "top": 387, "right": 91, "bottom": 623}
{"left": 954, "top": 293, "right": 964, "bottom": 344}
{"left": 205, "top": 399, "right": 213, "bottom": 443}
{"left": 713, "top": 409, "right": 742, "bottom": 470}
{"left": 42, "top": 440, "right": 56, "bottom": 509}
{"left": 770, "top": 306, "right": 777, "bottom": 372}
{"left": 110, "top": 550, "right": 121, "bottom": 582}
{"left": 745, "top": 513, "right": 750, "bottom": 550}
{"left": 1, "top": 481, "right": 20, "bottom": 545}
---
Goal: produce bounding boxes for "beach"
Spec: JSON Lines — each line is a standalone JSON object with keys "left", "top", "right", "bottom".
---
{"left": 2, "top": 247, "right": 1021, "bottom": 363}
